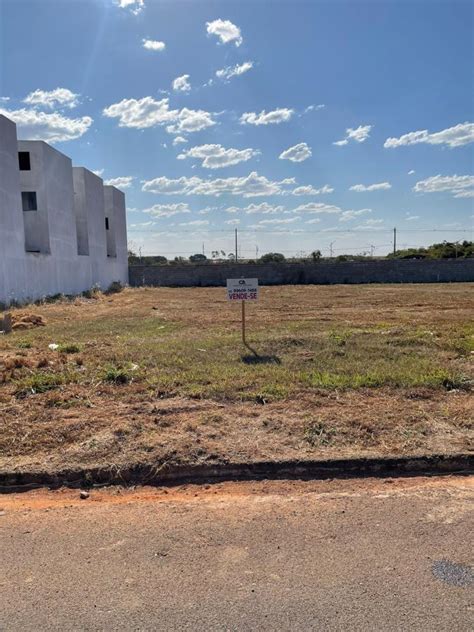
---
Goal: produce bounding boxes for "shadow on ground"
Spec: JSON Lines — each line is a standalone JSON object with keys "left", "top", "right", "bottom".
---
{"left": 241, "top": 351, "right": 281, "bottom": 365}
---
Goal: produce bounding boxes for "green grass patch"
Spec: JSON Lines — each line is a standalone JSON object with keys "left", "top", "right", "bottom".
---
{"left": 57, "top": 343, "right": 82, "bottom": 354}
{"left": 101, "top": 364, "right": 133, "bottom": 385}
{"left": 14, "top": 370, "right": 78, "bottom": 397}
{"left": 17, "top": 341, "right": 32, "bottom": 349}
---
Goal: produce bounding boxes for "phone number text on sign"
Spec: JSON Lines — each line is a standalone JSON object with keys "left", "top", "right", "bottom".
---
{"left": 226, "top": 278, "right": 259, "bottom": 301}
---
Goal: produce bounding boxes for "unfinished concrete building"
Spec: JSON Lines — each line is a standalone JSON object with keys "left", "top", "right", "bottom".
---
{"left": 0, "top": 114, "right": 128, "bottom": 306}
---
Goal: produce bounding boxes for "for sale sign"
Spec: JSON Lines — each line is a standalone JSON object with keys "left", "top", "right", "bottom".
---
{"left": 227, "top": 278, "right": 259, "bottom": 301}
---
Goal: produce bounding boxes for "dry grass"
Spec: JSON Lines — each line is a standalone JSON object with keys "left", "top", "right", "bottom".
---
{"left": 0, "top": 284, "right": 472, "bottom": 474}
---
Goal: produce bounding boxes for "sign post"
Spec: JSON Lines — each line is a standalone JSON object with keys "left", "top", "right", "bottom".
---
{"left": 226, "top": 278, "right": 258, "bottom": 345}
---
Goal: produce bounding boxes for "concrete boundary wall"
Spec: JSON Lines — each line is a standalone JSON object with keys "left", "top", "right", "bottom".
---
{"left": 129, "top": 259, "right": 474, "bottom": 288}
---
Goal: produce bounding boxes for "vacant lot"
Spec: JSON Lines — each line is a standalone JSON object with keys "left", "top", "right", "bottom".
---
{"left": 1, "top": 284, "right": 473, "bottom": 475}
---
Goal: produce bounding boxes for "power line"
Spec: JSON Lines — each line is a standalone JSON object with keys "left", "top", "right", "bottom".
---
{"left": 132, "top": 227, "right": 472, "bottom": 235}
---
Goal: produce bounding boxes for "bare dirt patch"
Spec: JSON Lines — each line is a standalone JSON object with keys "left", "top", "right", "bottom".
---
{"left": 0, "top": 284, "right": 472, "bottom": 476}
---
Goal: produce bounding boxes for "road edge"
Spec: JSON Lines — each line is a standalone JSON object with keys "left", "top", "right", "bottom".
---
{"left": 0, "top": 453, "right": 472, "bottom": 492}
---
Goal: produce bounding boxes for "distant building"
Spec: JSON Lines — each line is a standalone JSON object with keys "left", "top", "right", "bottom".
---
{"left": 0, "top": 114, "right": 128, "bottom": 306}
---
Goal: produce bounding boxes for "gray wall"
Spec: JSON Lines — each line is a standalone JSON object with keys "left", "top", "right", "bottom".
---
{"left": 129, "top": 259, "right": 474, "bottom": 288}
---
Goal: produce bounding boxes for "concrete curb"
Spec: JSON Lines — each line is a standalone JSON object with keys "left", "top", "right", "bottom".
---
{"left": 0, "top": 453, "right": 472, "bottom": 493}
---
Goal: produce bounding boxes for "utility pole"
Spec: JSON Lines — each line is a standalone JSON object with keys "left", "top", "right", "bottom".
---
{"left": 235, "top": 228, "right": 238, "bottom": 263}
{"left": 369, "top": 244, "right": 375, "bottom": 257}
{"left": 256, "top": 244, "right": 259, "bottom": 259}
{"left": 393, "top": 227, "right": 397, "bottom": 255}
{"left": 329, "top": 241, "right": 335, "bottom": 258}
{"left": 202, "top": 243, "right": 205, "bottom": 256}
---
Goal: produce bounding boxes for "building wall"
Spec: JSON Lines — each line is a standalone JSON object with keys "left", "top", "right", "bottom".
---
{"left": 0, "top": 115, "right": 129, "bottom": 306}
{"left": 104, "top": 185, "right": 129, "bottom": 287}
{"left": 129, "top": 259, "right": 474, "bottom": 288}
{"left": 0, "top": 116, "right": 27, "bottom": 305}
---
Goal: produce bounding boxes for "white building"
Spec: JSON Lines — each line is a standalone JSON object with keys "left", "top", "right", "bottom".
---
{"left": 0, "top": 114, "right": 128, "bottom": 306}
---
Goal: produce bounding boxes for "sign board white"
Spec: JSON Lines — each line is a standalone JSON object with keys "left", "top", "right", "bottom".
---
{"left": 226, "top": 278, "right": 259, "bottom": 301}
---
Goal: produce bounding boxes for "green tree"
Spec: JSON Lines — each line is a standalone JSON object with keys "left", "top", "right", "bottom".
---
{"left": 189, "top": 253, "right": 208, "bottom": 263}
{"left": 259, "top": 252, "right": 286, "bottom": 263}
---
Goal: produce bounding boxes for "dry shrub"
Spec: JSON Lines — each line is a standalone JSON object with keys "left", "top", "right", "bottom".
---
{"left": 11, "top": 313, "right": 46, "bottom": 330}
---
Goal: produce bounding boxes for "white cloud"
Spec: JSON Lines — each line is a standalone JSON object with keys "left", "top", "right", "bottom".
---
{"left": 142, "top": 39, "right": 165, "bottom": 51}
{"left": 225, "top": 202, "right": 285, "bottom": 214}
{"left": 305, "top": 218, "right": 321, "bottom": 224}
{"left": 353, "top": 219, "right": 384, "bottom": 230}
{"left": 339, "top": 209, "right": 372, "bottom": 222}
{"left": 413, "top": 174, "right": 474, "bottom": 198}
{"left": 142, "top": 171, "right": 294, "bottom": 197}
{"left": 172, "top": 74, "right": 191, "bottom": 93}
{"left": 405, "top": 215, "right": 420, "bottom": 221}
{"left": 240, "top": 108, "right": 294, "bottom": 126}
{"left": 130, "top": 221, "right": 155, "bottom": 229}
{"left": 143, "top": 202, "right": 191, "bottom": 218}
{"left": 364, "top": 219, "right": 384, "bottom": 225}
{"left": 408, "top": 169, "right": 415, "bottom": 175}
{"left": 216, "top": 61, "right": 253, "bottom": 81}
{"left": 292, "top": 203, "right": 342, "bottom": 214}
{"left": 92, "top": 169, "right": 104, "bottom": 177}
{"left": 225, "top": 219, "right": 240, "bottom": 225}
{"left": 23, "top": 88, "right": 79, "bottom": 109}
{"left": 304, "top": 104, "right": 325, "bottom": 113}
{"left": 177, "top": 144, "right": 259, "bottom": 169}
{"left": 206, "top": 19, "right": 242, "bottom": 46}
{"left": 292, "top": 184, "right": 334, "bottom": 195}
{"left": 103, "top": 97, "right": 215, "bottom": 134}
{"left": 172, "top": 136, "right": 188, "bottom": 146}
{"left": 0, "top": 107, "right": 92, "bottom": 142}
{"left": 349, "top": 182, "right": 392, "bottom": 192}
{"left": 334, "top": 124, "right": 372, "bottom": 146}
{"left": 104, "top": 176, "right": 134, "bottom": 189}
{"left": 167, "top": 109, "right": 215, "bottom": 134}
{"left": 116, "top": 0, "right": 144, "bottom": 15}
{"left": 279, "top": 142, "right": 312, "bottom": 163}
{"left": 259, "top": 217, "right": 300, "bottom": 225}
{"left": 384, "top": 122, "right": 474, "bottom": 149}
{"left": 179, "top": 219, "right": 209, "bottom": 226}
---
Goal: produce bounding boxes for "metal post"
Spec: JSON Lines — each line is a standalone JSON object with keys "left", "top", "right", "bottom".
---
{"left": 393, "top": 227, "right": 397, "bottom": 255}
{"left": 235, "top": 228, "right": 238, "bottom": 263}
{"left": 241, "top": 300, "right": 246, "bottom": 345}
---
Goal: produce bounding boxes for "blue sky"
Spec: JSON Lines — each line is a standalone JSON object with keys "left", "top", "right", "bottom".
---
{"left": 1, "top": 0, "right": 473, "bottom": 258}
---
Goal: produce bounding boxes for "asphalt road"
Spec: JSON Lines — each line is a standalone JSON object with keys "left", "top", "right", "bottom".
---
{"left": 1, "top": 476, "right": 473, "bottom": 631}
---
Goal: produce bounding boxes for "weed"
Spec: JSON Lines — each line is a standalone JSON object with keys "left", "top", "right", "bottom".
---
{"left": 14, "top": 370, "right": 75, "bottom": 396}
{"left": 102, "top": 364, "right": 132, "bottom": 385}
{"left": 43, "top": 293, "right": 65, "bottom": 304}
{"left": 82, "top": 285, "right": 101, "bottom": 299}
{"left": 328, "top": 329, "right": 352, "bottom": 346}
{"left": 304, "top": 420, "right": 337, "bottom": 447}
{"left": 106, "top": 281, "right": 124, "bottom": 295}
{"left": 57, "top": 343, "right": 81, "bottom": 354}
{"left": 17, "top": 341, "right": 32, "bottom": 349}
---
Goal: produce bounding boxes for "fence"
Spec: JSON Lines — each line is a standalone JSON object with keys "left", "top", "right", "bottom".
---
{"left": 129, "top": 258, "right": 474, "bottom": 288}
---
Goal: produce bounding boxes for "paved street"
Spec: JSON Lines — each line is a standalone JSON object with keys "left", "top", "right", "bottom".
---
{"left": 1, "top": 476, "right": 473, "bottom": 631}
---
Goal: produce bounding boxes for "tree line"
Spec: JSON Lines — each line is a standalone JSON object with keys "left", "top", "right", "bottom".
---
{"left": 128, "top": 241, "right": 473, "bottom": 265}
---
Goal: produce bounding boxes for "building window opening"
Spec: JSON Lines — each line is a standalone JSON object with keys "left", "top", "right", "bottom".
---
{"left": 18, "top": 151, "right": 31, "bottom": 171}
{"left": 105, "top": 217, "right": 109, "bottom": 230}
{"left": 21, "top": 191, "right": 37, "bottom": 211}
